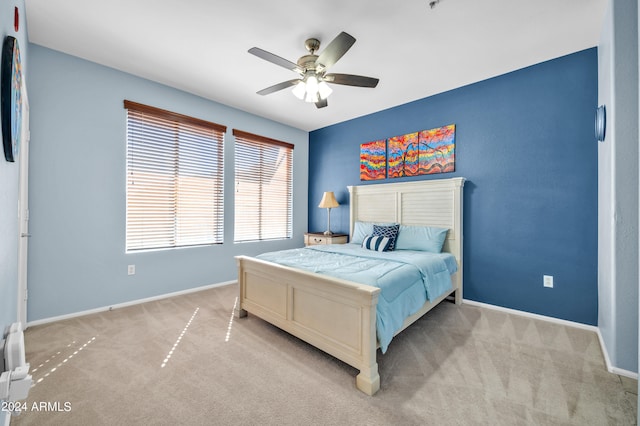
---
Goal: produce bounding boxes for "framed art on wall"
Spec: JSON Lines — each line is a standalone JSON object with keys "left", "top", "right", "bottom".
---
{"left": 1, "top": 35, "right": 23, "bottom": 162}
{"left": 386, "top": 125, "right": 456, "bottom": 178}
{"left": 360, "top": 139, "right": 387, "bottom": 180}
{"left": 387, "top": 132, "right": 419, "bottom": 178}
{"left": 419, "top": 124, "right": 455, "bottom": 174}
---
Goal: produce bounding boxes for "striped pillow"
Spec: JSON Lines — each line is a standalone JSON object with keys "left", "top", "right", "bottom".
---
{"left": 362, "top": 235, "right": 391, "bottom": 252}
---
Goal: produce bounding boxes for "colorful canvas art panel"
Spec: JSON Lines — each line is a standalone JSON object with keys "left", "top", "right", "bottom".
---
{"left": 387, "top": 132, "right": 419, "bottom": 178}
{"left": 359, "top": 140, "right": 386, "bottom": 181}
{"left": 419, "top": 124, "right": 455, "bottom": 174}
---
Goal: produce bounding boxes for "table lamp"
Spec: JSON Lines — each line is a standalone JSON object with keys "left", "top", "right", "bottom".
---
{"left": 318, "top": 191, "right": 339, "bottom": 235}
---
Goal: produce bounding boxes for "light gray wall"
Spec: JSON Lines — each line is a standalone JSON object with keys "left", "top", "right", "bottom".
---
{"left": 0, "top": 0, "right": 25, "bottom": 326}
{"left": 26, "top": 44, "right": 308, "bottom": 322}
{"left": 598, "top": 0, "right": 639, "bottom": 374}
{"left": 0, "top": 4, "right": 28, "bottom": 425}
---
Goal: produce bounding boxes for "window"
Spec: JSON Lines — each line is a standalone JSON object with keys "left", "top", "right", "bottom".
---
{"left": 125, "top": 100, "right": 226, "bottom": 251}
{"left": 234, "top": 129, "right": 294, "bottom": 242}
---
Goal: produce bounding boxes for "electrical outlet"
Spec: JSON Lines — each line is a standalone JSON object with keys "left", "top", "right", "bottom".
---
{"left": 543, "top": 275, "right": 553, "bottom": 288}
{"left": 128, "top": 265, "right": 136, "bottom": 275}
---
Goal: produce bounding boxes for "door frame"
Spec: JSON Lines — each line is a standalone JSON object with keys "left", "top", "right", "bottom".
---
{"left": 17, "top": 82, "right": 29, "bottom": 329}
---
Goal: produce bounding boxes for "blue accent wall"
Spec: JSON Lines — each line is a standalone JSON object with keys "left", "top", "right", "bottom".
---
{"left": 309, "top": 48, "right": 598, "bottom": 325}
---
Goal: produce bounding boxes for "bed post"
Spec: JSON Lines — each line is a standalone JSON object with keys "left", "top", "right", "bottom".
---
{"left": 356, "top": 295, "right": 380, "bottom": 396}
{"left": 347, "top": 185, "right": 356, "bottom": 240}
{"left": 356, "top": 366, "right": 380, "bottom": 396}
{"left": 454, "top": 274, "right": 463, "bottom": 305}
{"left": 452, "top": 177, "right": 465, "bottom": 306}
{"left": 235, "top": 257, "right": 248, "bottom": 318}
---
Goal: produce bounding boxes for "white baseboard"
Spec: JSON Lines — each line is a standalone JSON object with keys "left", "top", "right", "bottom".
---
{"left": 594, "top": 327, "right": 639, "bottom": 380}
{"left": 27, "top": 281, "right": 237, "bottom": 328}
{"left": 462, "top": 299, "right": 599, "bottom": 332}
{"left": 462, "top": 299, "right": 638, "bottom": 380}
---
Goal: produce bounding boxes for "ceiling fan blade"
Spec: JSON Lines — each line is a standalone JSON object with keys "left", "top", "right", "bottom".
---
{"left": 324, "top": 73, "right": 379, "bottom": 88}
{"left": 248, "top": 47, "right": 303, "bottom": 74}
{"left": 256, "top": 79, "right": 301, "bottom": 96}
{"left": 315, "top": 98, "right": 328, "bottom": 109}
{"left": 316, "top": 32, "right": 356, "bottom": 70}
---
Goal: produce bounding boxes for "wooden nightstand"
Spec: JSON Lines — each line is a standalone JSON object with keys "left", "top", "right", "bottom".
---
{"left": 304, "top": 232, "right": 348, "bottom": 246}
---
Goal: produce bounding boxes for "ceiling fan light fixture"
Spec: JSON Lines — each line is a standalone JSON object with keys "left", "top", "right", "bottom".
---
{"left": 304, "top": 75, "right": 319, "bottom": 103}
{"left": 292, "top": 75, "right": 328, "bottom": 103}
{"left": 252, "top": 31, "right": 377, "bottom": 107}
{"left": 292, "top": 81, "right": 306, "bottom": 100}
{"left": 318, "top": 81, "right": 333, "bottom": 100}
{"left": 304, "top": 90, "right": 319, "bottom": 103}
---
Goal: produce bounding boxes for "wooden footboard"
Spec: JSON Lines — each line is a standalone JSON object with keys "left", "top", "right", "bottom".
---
{"left": 235, "top": 255, "right": 462, "bottom": 395}
{"left": 235, "top": 255, "right": 382, "bottom": 395}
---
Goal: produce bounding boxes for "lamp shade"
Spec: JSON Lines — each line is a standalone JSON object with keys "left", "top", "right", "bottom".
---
{"left": 292, "top": 81, "right": 306, "bottom": 100}
{"left": 318, "top": 192, "right": 339, "bottom": 209}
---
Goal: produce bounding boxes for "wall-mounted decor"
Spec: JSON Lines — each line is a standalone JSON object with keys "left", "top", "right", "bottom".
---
{"left": 360, "top": 139, "right": 387, "bottom": 180}
{"left": 386, "top": 124, "right": 455, "bottom": 178}
{"left": 362, "top": 124, "right": 455, "bottom": 180}
{"left": 595, "top": 105, "right": 606, "bottom": 142}
{"left": 387, "top": 132, "right": 419, "bottom": 178}
{"left": 1, "top": 36, "right": 23, "bottom": 162}
{"left": 419, "top": 124, "right": 455, "bottom": 174}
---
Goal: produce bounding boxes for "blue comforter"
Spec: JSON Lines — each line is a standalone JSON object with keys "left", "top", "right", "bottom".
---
{"left": 256, "top": 244, "right": 457, "bottom": 353}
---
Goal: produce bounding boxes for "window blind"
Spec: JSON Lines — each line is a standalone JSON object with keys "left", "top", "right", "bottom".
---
{"left": 125, "top": 100, "right": 226, "bottom": 251}
{"left": 233, "top": 129, "right": 293, "bottom": 242}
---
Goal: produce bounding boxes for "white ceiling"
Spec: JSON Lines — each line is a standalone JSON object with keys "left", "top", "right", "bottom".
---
{"left": 24, "top": 0, "right": 606, "bottom": 132}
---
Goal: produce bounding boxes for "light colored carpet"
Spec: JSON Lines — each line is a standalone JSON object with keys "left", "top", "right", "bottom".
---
{"left": 10, "top": 283, "right": 637, "bottom": 425}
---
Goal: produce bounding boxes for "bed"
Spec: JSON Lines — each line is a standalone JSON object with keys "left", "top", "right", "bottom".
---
{"left": 235, "top": 177, "right": 465, "bottom": 395}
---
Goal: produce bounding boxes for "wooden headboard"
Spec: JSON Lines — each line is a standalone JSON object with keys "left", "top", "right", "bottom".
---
{"left": 347, "top": 177, "right": 465, "bottom": 285}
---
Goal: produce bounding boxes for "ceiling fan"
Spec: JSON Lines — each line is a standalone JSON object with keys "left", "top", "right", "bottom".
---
{"left": 249, "top": 32, "right": 379, "bottom": 109}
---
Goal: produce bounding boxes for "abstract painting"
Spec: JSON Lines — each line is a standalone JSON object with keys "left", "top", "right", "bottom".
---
{"left": 419, "top": 124, "right": 455, "bottom": 174}
{"left": 360, "top": 140, "right": 386, "bottom": 180}
{"left": 387, "top": 132, "right": 419, "bottom": 178}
